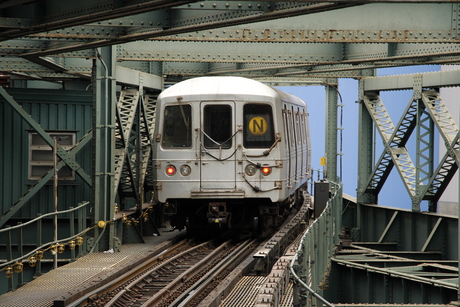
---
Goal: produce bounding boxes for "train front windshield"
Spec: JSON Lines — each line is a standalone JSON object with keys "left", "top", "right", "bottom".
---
{"left": 162, "top": 104, "right": 192, "bottom": 148}
{"left": 244, "top": 104, "right": 274, "bottom": 148}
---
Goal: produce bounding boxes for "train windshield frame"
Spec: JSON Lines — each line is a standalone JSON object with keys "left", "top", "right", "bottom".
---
{"left": 203, "top": 104, "right": 232, "bottom": 149}
{"left": 243, "top": 104, "right": 275, "bottom": 148}
{"left": 161, "top": 104, "right": 192, "bottom": 148}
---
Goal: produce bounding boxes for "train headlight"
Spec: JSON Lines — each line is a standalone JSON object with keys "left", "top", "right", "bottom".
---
{"left": 165, "top": 165, "right": 176, "bottom": 176}
{"left": 180, "top": 165, "right": 191, "bottom": 176}
{"left": 261, "top": 165, "right": 272, "bottom": 176}
{"left": 245, "top": 164, "right": 257, "bottom": 176}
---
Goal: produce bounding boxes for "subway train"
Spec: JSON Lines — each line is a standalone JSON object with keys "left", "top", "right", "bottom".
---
{"left": 152, "top": 76, "right": 311, "bottom": 236}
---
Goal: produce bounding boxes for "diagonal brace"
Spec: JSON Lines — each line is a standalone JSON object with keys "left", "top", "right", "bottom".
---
{"left": 0, "top": 86, "right": 91, "bottom": 185}
{"left": 363, "top": 94, "right": 418, "bottom": 197}
{"left": 0, "top": 130, "right": 92, "bottom": 228}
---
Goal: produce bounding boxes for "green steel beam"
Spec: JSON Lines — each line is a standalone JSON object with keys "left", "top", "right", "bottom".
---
{"left": 419, "top": 90, "right": 460, "bottom": 206}
{"left": 325, "top": 79, "right": 339, "bottom": 182}
{"left": 0, "top": 0, "right": 197, "bottom": 41}
{"left": 362, "top": 93, "right": 418, "bottom": 200}
{"left": 116, "top": 41, "right": 460, "bottom": 65}
{"left": 2, "top": 1, "right": 355, "bottom": 56}
{"left": 356, "top": 84, "right": 375, "bottom": 244}
{"left": 357, "top": 85, "right": 375, "bottom": 208}
{"left": 114, "top": 88, "right": 141, "bottom": 206}
{"left": 0, "top": 2, "right": 460, "bottom": 84}
{"left": 362, "top": 69, "right": 460, "bottom": 91}
{"left": 333, "top": 202, "right": 459, "bottom": 304}
{"left": 415, "top": 103, "right": 435, "bottom": 211}
{"left": 91, "top": 46, "right": 117, "bottom": 252}
{"left": 358, "top": 70, "right": 460, "bottom": 215}
{"left": 116, "top": 66, "right": 162, "bottom": 90}
{"left": 2, "top": 2, "right": 457, "bottom": 46}
{"left": 2, "top": 41, "right": 460, "bottom": 82}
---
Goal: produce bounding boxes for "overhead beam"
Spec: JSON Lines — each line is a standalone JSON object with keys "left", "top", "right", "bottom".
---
{"left": 0, "top": 1, "right": 196, "bottom": 41}
{"left": 0, "top": 57, "right": 163, "bottom": 88}
{"left": 362, "top": 69, "right": 460, "bottom": 91}
{"left": 116, "top": 66, "right": 163, "bottom": 90}
{"left": 0, "top": 2, "right": 455, "bottom": 55}
{"left": 0, "top": 2, "right": 459, "bottom": 83}
{"left": 3, "top": 2, "right": 356, "bottom": 56}
{"left": 0, "top": 2, "right": 457, "bottom": 82}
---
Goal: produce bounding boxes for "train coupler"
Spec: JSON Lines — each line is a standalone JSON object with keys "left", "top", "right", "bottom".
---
{"left": 207, "top": 202, "right": 229, "bottom": 224}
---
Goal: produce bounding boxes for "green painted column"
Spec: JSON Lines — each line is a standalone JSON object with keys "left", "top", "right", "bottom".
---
{"left": 91, "top": 46, "right": 116, "bottom": 252}
{"left": 356, "top": 101, "right": 374, "bottom": 205}
{"left": 415, "top": 102, "right": 434, "bottom": 212}
{"left": 355, "top": 81, "right": 375, "bottom": 242}
{"left": 325, "top": 79, "right": 339, "bottom": 183}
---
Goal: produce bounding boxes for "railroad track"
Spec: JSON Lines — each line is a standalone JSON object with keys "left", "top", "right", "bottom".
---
{"left": 69, "top": 194, "right": 313, "bottom": 307}
{"left": 72, "top": 238, "right": 257, "bottom": 307}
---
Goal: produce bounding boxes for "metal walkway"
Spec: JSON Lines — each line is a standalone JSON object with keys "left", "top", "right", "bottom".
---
{"left": 0, "top": 228, "right": 184, "bottom": 307}
{"left": 219, "top": 276, "right": 293, "bottom": 307}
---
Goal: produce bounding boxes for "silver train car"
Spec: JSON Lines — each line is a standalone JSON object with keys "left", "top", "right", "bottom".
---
{"left": 153, "top": 76, "right": 311, "bottom": 235}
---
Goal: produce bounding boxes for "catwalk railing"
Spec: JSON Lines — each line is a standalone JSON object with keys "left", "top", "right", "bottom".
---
{"left": 0, "top": 201, "right": 90, "bottom": 291}
{"left": 291, "top": 180, "right": 342, "bottom": 307}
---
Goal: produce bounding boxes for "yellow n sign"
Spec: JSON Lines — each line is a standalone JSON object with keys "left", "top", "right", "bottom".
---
{"left": 248, "top": 117, "right": 268, "bottom": 135}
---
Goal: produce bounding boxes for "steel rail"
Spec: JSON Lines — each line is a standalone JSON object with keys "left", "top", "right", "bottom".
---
{"left": 139, "top": 240, "right": 234, "bottom": 306}
{"left": 67, "top": 239, "right": 191, "bottom": 307}
{"left": 103, "top": 240, "right": 216, "bottom": 307}
{"left": 171, "top": 238, "right": 257, "bottom": 307}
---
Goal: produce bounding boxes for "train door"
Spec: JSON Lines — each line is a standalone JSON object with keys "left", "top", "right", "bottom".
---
{"left": 200, "top": 101, "right": 236, "bottom": 189}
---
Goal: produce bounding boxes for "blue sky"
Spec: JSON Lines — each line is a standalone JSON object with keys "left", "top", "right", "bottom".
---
{"left": 278, "top": 65, "right": 441, "bottom": 210}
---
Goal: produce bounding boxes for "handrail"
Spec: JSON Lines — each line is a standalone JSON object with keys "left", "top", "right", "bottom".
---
{"left": 290, "top": 180, "right": 342, "bottom": 307}
{"left": 0, "top": 201, "right": 90, "bottom": 233}
{"left": 0, "top": 228, "right": 91, "bottom": 269}
{"left": 0, "top": 201, "right": 91, "bottom": 272}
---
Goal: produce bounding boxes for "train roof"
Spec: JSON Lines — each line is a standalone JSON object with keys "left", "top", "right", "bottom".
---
{"left": 158, "top": 76, "right": 306, "bottom": 107}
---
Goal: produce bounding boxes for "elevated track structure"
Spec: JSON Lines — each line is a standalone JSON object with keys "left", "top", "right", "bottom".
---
{"left": 1, "top": 1, "right": 460, "bottom": 305}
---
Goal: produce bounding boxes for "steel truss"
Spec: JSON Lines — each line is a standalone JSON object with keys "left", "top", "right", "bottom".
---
{"left": 114, "top": 88, "right": 157, "bottom": 209}
{"left": 358, "top": 69, "right": 460, "bottom": 212}
{"left": 1, "top": 2, "right": 460, "bottom": 83}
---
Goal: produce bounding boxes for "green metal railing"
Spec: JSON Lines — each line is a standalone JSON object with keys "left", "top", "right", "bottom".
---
{"left": 0, "top": 201, "right": 90, "bottom": 291}
{"left": 291, "top": 180, "right": 342, "bottom": 307}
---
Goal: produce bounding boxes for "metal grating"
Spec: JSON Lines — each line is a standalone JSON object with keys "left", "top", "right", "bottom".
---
{"left": 0, "top": 228, "right": 184, "bottom": 307}
{"left": 219, "top": 276, "right": 294, "bottom": 307}
{"left": 220, "top": 276, "right": 268, "bottom": 307}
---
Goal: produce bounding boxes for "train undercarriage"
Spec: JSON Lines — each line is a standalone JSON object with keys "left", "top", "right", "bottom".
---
{"left": 165, "top": 186, "right": 307, "bottom": 239}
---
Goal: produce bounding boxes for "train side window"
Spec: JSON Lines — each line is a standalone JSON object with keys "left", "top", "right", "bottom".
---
{"left": 283, "top": 106, "right": 290, "bottom": 148}
{"left": 244, "top": 104, "right": 275, "bottom": 148}
{"left": 295, "top": 108, "right": 301, "bottom": 145}
{"left": 203, "top": 105, "right": 232, "bottom": 149}
{"left": 301, "top": 111, "right": 306, "bottom": 144}
{"left": 162, "top": 104, "right": 192, "bottom": 148}
{"left": 289, "top": 107, "right": 297, "bottom": 148}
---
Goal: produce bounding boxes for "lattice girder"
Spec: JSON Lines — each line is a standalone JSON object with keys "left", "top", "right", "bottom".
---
{"left": 417, "top": 89, "right": 460, "bottom": 205}
{"left": 363, "top": 88, "right": 460, "bottom": 211}
{"left": 416, "top": 107, "right": 434, "bottom": 186}
{"left": 365, "top": 151, "right": 393, "bottom": 194}
{"left": 421, "top": 90, "right": 459, "bottom": 152}
{"left": 363, "top": 94, "right": 419, "bottom": 198}
{"left": 114, "top": 88, "right": 141, "bottom": 206}
{"left": 139, "top": 95, "right": 157, "bottom": 189}
{"left": 113, "top": 89, "right": 158, "bottom": 208}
